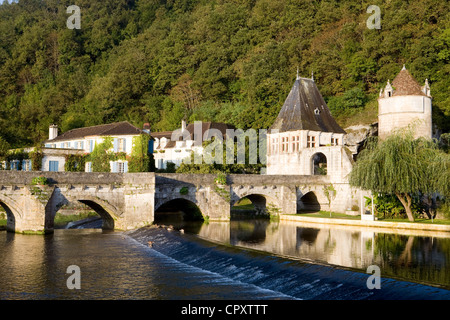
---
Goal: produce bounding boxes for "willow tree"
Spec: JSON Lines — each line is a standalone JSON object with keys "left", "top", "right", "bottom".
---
{"left": 349, "top": 131, "right": 449, "bottom": 222}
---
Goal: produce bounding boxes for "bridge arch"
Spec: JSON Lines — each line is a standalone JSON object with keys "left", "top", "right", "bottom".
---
{"left": 298, "top": 191, "right": 321, "bottom": 212}
{"left": 155, "top": 197, "right": 204, "bottom": 222}
{"left": 0, "top": 195, "right": 22, "bottom": 232}
{"left": 57, "top": 196, "right": 121, "bottom": 230}
{"left": 231, "top": 191, "right": 281, "bottom": 218}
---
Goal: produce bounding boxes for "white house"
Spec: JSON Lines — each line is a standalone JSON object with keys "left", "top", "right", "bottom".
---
{"left": 42, "top": 121, "right": 151, "bottom": 172}
{"left": 152, "top": 121, "right": 235, "bottom": 170}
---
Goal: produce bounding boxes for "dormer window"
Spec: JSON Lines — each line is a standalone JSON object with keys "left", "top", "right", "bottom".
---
{"left": 384, "top": 80, "right": 393, "bottom": 98}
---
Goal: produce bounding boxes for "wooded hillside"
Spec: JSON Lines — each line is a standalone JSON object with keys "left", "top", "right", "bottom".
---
{"left": 0, "top": 0, "right": 449, "bottom": 148}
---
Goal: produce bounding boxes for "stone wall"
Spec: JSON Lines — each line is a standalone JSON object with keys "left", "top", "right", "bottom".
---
{"left": 378, "top": 95, "right": 432, "bottom": 140}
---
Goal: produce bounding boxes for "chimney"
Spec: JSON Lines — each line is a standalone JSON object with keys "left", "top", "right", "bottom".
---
{"left": 143, "top": 123, "right": 151, "bottom": 134}
{"left": 49, "top": 125, "right": 58, "bottom": 140}
{"left": 181, "top": 120, "right": 187, "bottom": 132}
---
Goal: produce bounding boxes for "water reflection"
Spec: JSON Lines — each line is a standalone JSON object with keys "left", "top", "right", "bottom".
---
{"left": 183, "top": 219, "right": 450, "bottom": 289}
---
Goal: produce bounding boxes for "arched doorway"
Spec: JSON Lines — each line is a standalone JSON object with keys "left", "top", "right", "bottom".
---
{"left": 312, "top": 152, "right": 327, "bottom": 175}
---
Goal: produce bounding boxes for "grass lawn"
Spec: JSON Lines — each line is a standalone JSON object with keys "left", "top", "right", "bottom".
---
{"left": 293, "top": 211, "right": 361, "bottom": 220}
{"left": 232, "top": 198, "right": 255, "bottom": 211}
{"left": 54, "top": 211, "right": 99, "bottom": 228}
{"left": 292, "top": 211, "right": 450, "bottom": 225}
{"left": 376, "top": 217, "right": 450, "bottom": 225}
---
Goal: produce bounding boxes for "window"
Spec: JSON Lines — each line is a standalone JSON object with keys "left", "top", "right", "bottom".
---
{"left": 307, "top": 136, "right": 316, "bottom": 148}
{"left": 118, "top": 138, "right": 125, "bottom": 152}
{"left": 281, "top": 137, "right": 289, "bottom": 153}
{"left": 112, "top": 161, "right": 128, "bottom": 173}
{"left": 114, "top": 138, "right": 126, "bottom": 152}
{"left": 271, "top": 138, "right": 279, "bottom": 154}
{"left": 22, "top": 160, "right": 31, "bottom": 171}
{"left": 292, "top": 136, "right": 300, "bottom": 152}
{"left": 10, "top": 161, "right": 19, "bottom": 171}
{"left": 331, "top": 138, "right": 339, "bottom": 146}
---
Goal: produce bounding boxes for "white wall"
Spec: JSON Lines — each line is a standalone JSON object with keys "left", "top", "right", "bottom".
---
{"left": 42, "top": 155, "right": 66, "bottom": 172}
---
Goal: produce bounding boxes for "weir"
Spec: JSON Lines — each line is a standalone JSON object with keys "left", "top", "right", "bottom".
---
{"left": 0, "top": 171, "right": 363, "bottom": 234}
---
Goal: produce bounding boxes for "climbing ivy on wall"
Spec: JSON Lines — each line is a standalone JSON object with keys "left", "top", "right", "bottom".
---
{"left": 89, "top": 137, "right": 114, "bottom": 173}
{"left": 29, "top": 149, "right": 43, "bottom": 171}
{"left": 128, "top": 134, "right": 155, "bottom": 173}
{"left": 65, "top": 154, "right": 87, "bottom": 172}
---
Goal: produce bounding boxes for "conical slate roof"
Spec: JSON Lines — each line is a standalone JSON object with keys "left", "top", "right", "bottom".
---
{"left": 391, "top": 67, "right": 427, "bottom": 97}
{"left": 270, "top": 77, "right": 346, "bottom": 134}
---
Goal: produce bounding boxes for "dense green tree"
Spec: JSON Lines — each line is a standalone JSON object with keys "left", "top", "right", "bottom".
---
{"left": 349, "top": 130, "right": 450, "bottom": 222}
{"left": 0, "top": 0, "right": 449, "bottom": 149}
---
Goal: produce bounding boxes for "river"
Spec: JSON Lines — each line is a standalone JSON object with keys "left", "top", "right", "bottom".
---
{"left": 0, "top": 214, "right": 449, "bottom": 300}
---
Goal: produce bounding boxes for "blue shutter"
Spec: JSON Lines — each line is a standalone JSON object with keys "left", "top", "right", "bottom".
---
{"left": 28, "top": 160, "right": 32, "bottom": 171}
{"left": 74, "top": 142, "right": 78, "bottom": 149}
{"left": 89, "top": 140, "right": 94, "bottom": 152}
{"left": 60, "top": 143, "right": 64, "bottom": 148}
{"left": 148, "top": 139, "right": 154, "bottom": 154}
{"left": 49, "top": 161, "right": 59, "bottom": 172}
{"left": 22, "top": 160, "right": 26, "bottom": 171}
{"left": 123, "top": 139, "right": 126, "bottom": 153}
{"left": 80, "top": 141, "right": 84, "bottom": 150}
{"left": 113, "top": 138, "right": 118, "bottom": 152}
{"left": 112, "top": 162, "right": 117, "bottom": 173}
{"left": 124, "top": 162, "right": 128, "bottom": 173}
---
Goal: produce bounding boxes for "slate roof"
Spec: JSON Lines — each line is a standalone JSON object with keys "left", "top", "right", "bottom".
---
{"left": 391, "top": 67, "right": 427, "bottom": 97}
{"left": 45, "top": 121, "right": 145, "bottom": 143}
{"left": 270, "top": 77, "right": 346, "bottom": 134}
{"left": 152, "top": 122, "right": 236, "bottom": 148}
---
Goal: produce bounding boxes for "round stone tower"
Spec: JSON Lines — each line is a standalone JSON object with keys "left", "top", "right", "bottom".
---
{"left": 378, "top": 65, "right": 432, "bottom": 140}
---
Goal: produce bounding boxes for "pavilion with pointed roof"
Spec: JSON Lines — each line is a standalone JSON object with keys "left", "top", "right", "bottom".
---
{"left": 266, "top": 73, "right": 353, "bottom": 186}
{"left": 378, "top": 65, "right": 432, "bottom": 140}
{"left": 269, "top": 74, "right": 346, "bottom": 135}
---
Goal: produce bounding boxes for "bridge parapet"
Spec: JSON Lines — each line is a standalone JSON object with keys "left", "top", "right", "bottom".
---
{"left": 0, "top": 172, "right": 155, "bottom": 233}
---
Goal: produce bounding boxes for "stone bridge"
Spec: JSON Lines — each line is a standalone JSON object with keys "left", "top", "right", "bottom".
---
{"left": 0, "top": 172, "right": 361, "bottom": 234}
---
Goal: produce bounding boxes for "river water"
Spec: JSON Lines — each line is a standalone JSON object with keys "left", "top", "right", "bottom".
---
{"left": 1, "top": 215, "right": 449, "bottom": 300}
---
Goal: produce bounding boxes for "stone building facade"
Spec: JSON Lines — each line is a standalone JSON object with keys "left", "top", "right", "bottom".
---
{"left": 266, "top": 74, "right": 354, "bottom": 185}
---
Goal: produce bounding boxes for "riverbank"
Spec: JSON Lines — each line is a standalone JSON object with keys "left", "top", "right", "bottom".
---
{"left": 282, "top": 214, "right": 450, "bottom": 233}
